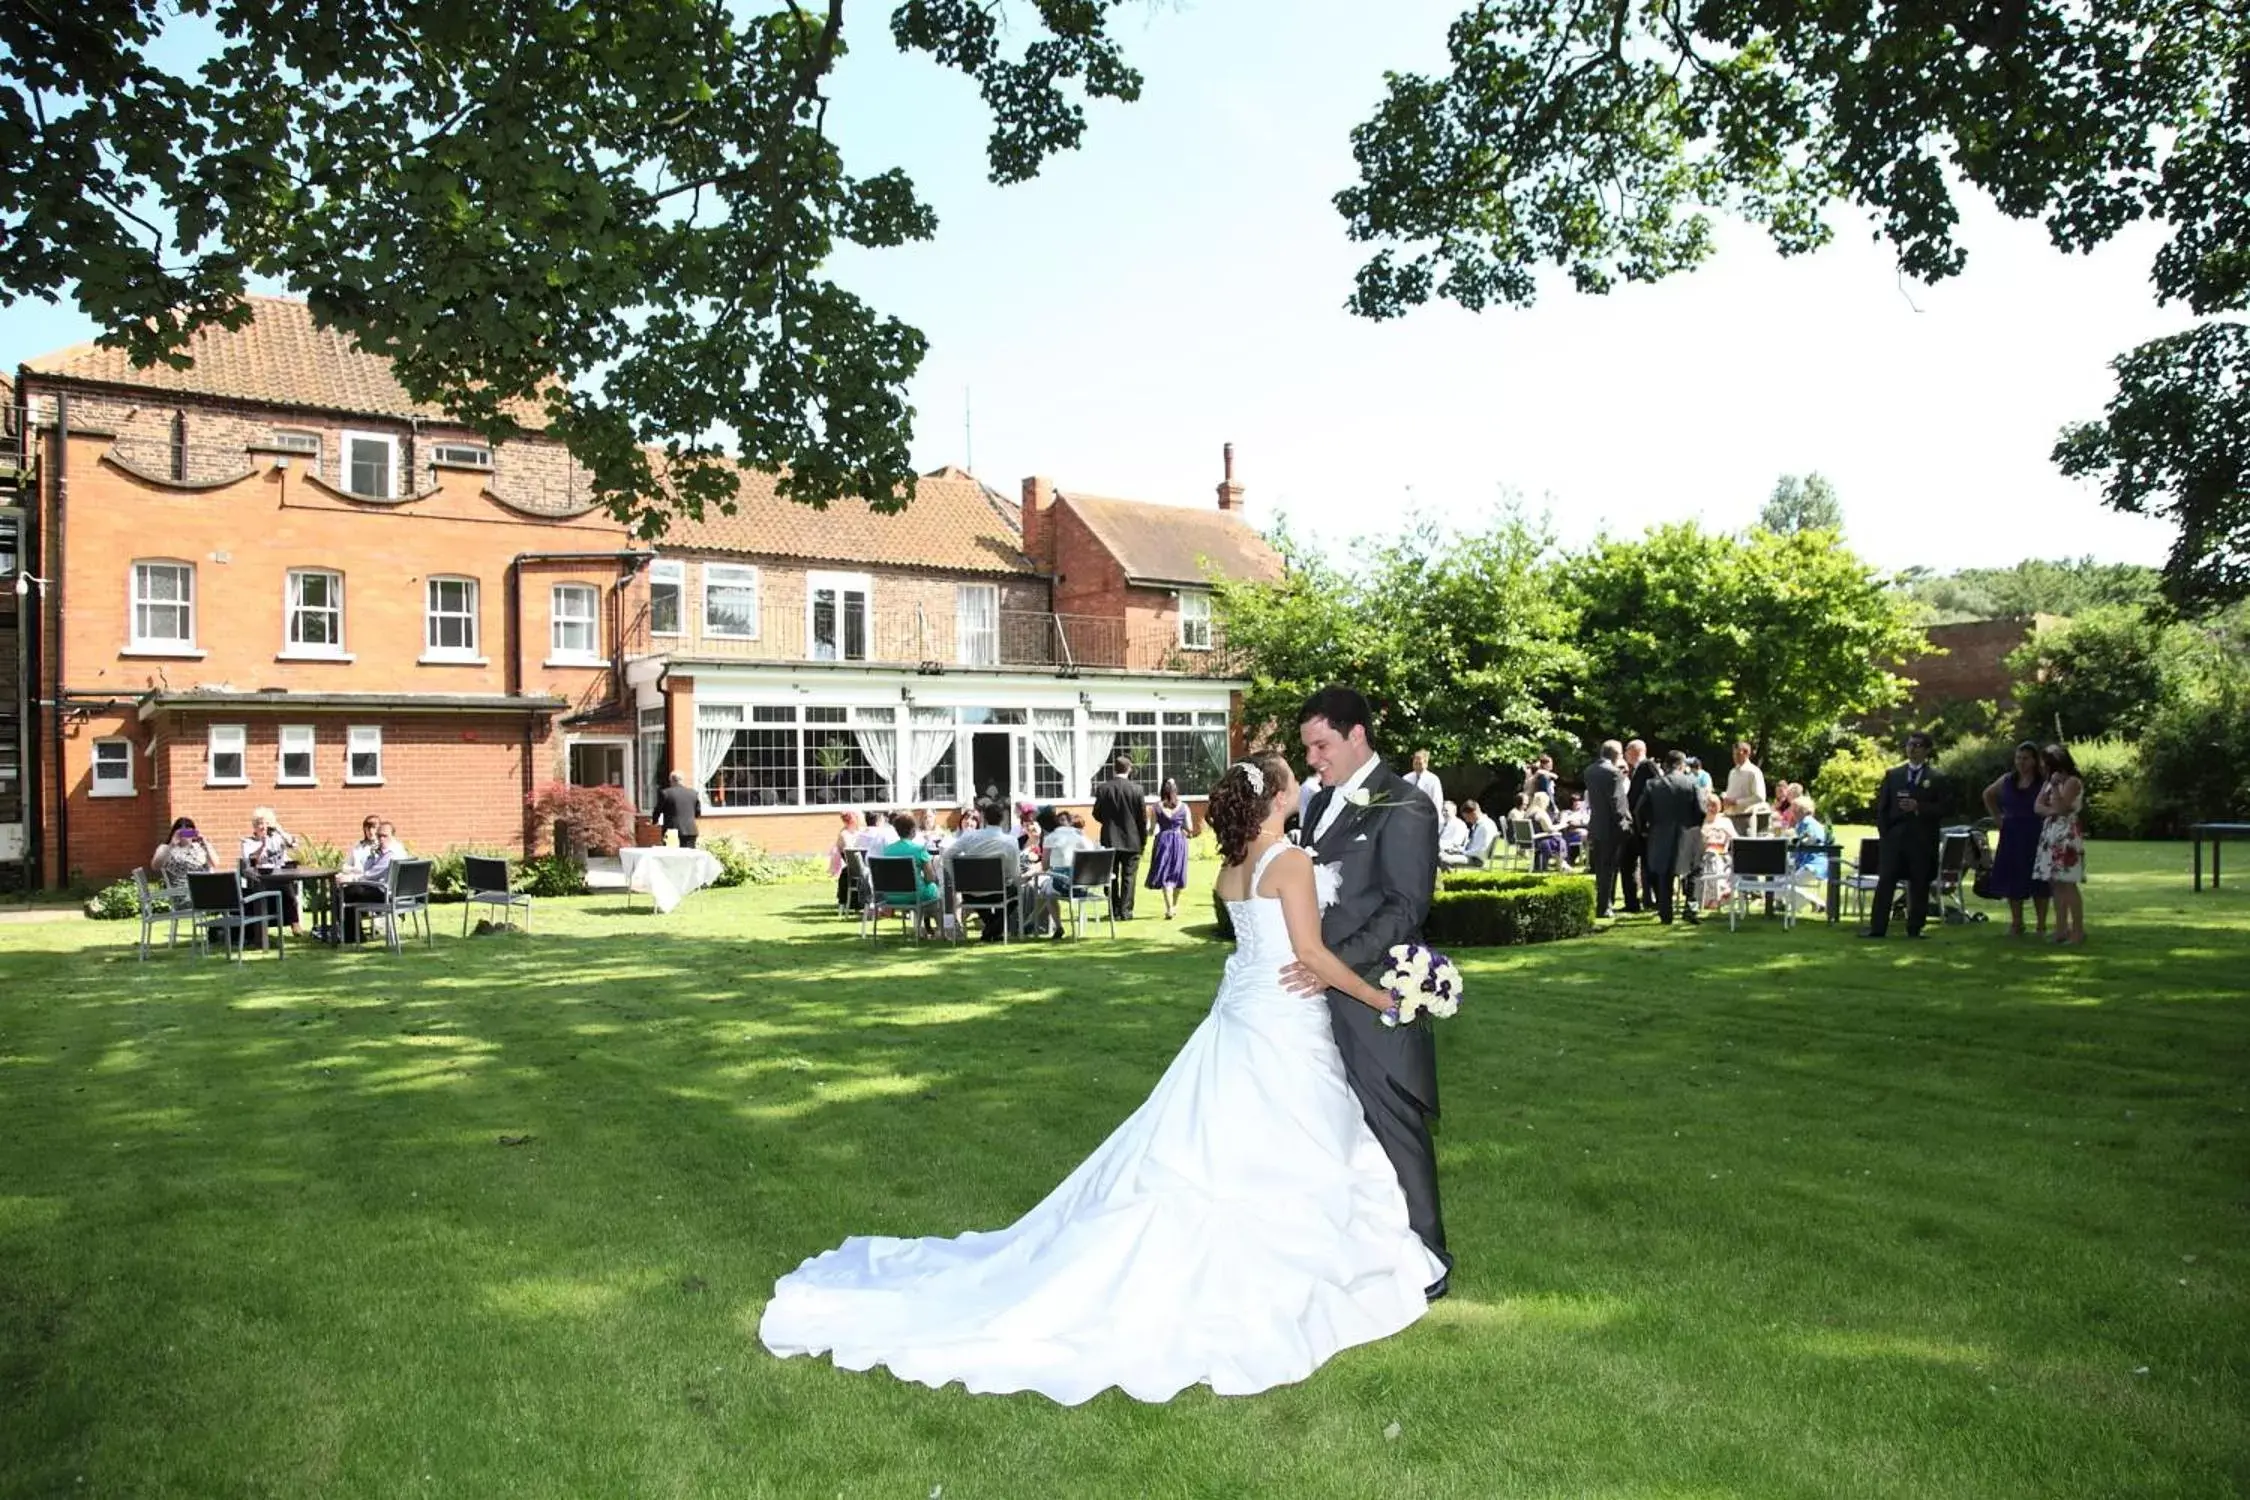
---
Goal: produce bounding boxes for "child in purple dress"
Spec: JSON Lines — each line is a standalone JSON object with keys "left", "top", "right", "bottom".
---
{"left": 1144, "top": 778, "right": 1192, "bottom": 919}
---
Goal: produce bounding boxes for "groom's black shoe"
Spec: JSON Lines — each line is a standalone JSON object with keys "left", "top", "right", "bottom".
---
{"left": 1424, "top": 1273, "right": 1450, "bottom": 1303}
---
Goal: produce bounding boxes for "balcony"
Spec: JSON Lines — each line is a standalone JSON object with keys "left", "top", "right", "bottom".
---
{"left": 629, "top": 604, "right": 1245, "bottom": 678}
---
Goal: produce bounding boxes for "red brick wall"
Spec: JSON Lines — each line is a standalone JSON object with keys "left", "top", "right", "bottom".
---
{"left": 1899, "top": 619, "right": 2039, "bottom": 715}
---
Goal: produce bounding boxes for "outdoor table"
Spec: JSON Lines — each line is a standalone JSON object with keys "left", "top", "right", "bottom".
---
{"left": 2191, "top": 823, "right": 2250, "bottom": 892}
{"left": 619, "top": 846, "right": 723, "bottom": 914}
{"left": 252, "top": 866, "right": 340, "bottom": 944}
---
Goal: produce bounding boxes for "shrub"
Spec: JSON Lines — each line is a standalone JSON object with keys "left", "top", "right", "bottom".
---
{"left": 527, "top": 782, "right": 635, "bottom": 858}
{"left": 1935, "top": 735, "right": 2018, "bottom": 809}
{"left": 85, "top": 878, "right": 140, "bottom": 920}
{"left": 2071, "top": 737, "right": 2149, "bottom": 839}
{"left": 704, "top": 835, "right": 799, "bottom": 888}
{"left": 1811, "top": 735, "right": 1890, "bottom": 822}
{"left": 1426, "top": 871, "right": 1595, "bottom": 947}
{"left": 428, "top": 846, "right": 513, "bottom": 902}
{"left": 518, "top": 855, "right": 590, "bottom": 898}
{"left": 2141, "top": 691, "right": 2250, "bottom": 833}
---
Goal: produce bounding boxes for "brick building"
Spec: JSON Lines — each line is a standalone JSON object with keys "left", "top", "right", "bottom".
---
{"left": 7, "top": 299, "right": 1280, "bottom": 885}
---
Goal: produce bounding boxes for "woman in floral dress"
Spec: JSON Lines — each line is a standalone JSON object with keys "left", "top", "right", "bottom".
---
{"left": 2032, "top": 743, "right": 2088, "bottom": 945}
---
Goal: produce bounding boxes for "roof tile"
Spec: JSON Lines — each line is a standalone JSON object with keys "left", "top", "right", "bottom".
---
{"left": 1059, "top": 492, "right": 1283, "bottom": 587}
{"left": 661, "top": 465, "right": 1035, "bottom": 576}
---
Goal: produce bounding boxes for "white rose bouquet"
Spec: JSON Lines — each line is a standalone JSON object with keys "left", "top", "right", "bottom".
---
{"left": 1377, "top": 942, "right": 1463, "bottom": 1029}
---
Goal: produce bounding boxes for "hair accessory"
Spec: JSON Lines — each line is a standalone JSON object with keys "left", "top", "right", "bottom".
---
{"left": 1231, "top": 761, "right": 1266, "bottom": 795}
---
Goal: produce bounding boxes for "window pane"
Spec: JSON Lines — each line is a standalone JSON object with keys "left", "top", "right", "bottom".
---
{"left": 803, "top": 727, "right": 891, "bottom": 806}
{"left": 705, "top": 728, "right": 797, "bottom": 807}
{"left": 707, "top": 580, "right": 757, "bottom": 636}
{"left": 1161, "top": 727, "right": 1228, "bottom": 796}
{"left": 349, "top": 438, "right": 390, "bottom": 495}
{"left": 650, "top": 575, "right": 680, "bottom": 635}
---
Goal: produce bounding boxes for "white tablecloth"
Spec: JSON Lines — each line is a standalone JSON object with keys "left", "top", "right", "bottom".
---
{"left": 619, "top": 846, "right": 724, "bottom": 914}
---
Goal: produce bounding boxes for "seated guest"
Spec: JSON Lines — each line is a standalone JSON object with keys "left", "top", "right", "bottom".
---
{"left": 945, "top": 799, "right": 1025, "bottom": 941}
{"left": 1438, "top": 800, "right": 1471, "bottom": 868}
{"left": 1461, "top": 800, "right": 1500, "bottom": 866}
{"left": 830, "top": 811, "right": 866, "bottom": 912}
{"left": 1788, "top": 793, "right": 1831, "bottom": 910}
{"left": 1558, "top": 793, "right": 1591, "bottom": 862}
{"left": 1771, "top": 781, "right": 1801, "bottom": 830}
{"left": 1034, "top": 808, "right": 1092, "bottom": 938}
{"left": 151, "top": 817, "right": 219, "bottom": 894}
{"left": 337, "top": 820, "right": 408, "bottom": 942}
{"left": 856, "top": 812, "right": 889, "bottom": 857}
{"left": 877, "top": 812, "right": 945, "bottom": 934}
{"left": 1697, "top": 800, "right": 1737, "bottom": 911}
{"left": 240, "top": 806, "right": 305, "bottom": 933}
{"left": 1527, "top": 791, "right": 1569, "bottom": 871}
{"left": 1016, "top": 804, "right": 1042, "bottom": 852}
{"left": 346, "top": 815, "right": 384, "bottom": 874}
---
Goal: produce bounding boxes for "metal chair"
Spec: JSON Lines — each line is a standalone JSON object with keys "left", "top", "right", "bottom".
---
{"left": 1935, "top": 830, "right": 1978, "bottom": 924}
{"left": 185, "top": 871, "right": 285, "bottom": 961}
{"left": 462, "top": 856, "right": 532, "bottom": 934}
{"left": 133, "top": 867, "right": 193, "bottom": 960}
{"left": 1727, "top": 838, "right": 1795, "bottom": 930}
{"left": 342, "top": 859, "right": 435, "bottom": 952}
{"left": 837, "top": 847, "right": 870, "bottom": 917}
{"left": 1842, "top": 837, "right": 1884, "bottom": 921}
{"left": 1502, "top": 815, "right": 1537, "bottom": 870}
{"left": 862, "top": 855, "right": 937, "bottom": 940}
{"left": 951, "top": 854, "right": 1018, "bottom": 944}
{"left": 1062, "top": 847, "right": 1118, "bottom": 938}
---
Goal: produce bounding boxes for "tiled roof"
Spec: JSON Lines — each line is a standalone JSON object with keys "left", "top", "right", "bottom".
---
{"left": 21, "top": 295, "right": 538, "bottom": 427}
{"left": 1060, "top": 492, "right": 1284, "bottom": 587}
{"left": 660, "top": 465, "right": 1036, "bottom": 576}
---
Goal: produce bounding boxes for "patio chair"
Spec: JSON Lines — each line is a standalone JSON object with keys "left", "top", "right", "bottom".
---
{"left": 133, "top": 867, "right": 194, "bottom": 960}
{"left": 184, "top": 871, "right": 285, "bottom": 962}
{"left": 951, "top": 855, "right": 1019, "bottom": 944}
{"left": 1501, "top": 816, "right": 1536, "bottom": 870}
{"left": 1061, "top": 847, "right": 1118, "bottom": 939}
{"left": 1727, "top": 838, "right": 1796, "bottom": 931}
{"left": 341, "top": 859, "right": 435, "bottom": 953}
{"left": 1935, "top": 830, "right": 1979, "bottom": 925}
{"left": 462, "top": 856, "right": 533, "bottom": 934}
{"left": 1841, "top": 838, "right": 1884, "bottom": 921}
{"left": 863, "top": 855, "right": 938, "bottom": 940}
{"left": 838, "top": 847, "right": 870, "bottom": 918}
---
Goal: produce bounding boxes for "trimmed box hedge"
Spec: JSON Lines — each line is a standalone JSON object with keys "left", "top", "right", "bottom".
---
{"left": 1210, "top": 868, "right": 1596, "bottom": 947}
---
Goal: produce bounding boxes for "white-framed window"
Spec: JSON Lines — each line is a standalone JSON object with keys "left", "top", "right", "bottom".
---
{"left": 956, "top": 584, "right": 998, "bottom": 667}
{"left": 130, "top": 560, "right": 196, "bottom": 649}
{"left": 429, "top": 442, "right": 492, "bottom": 469}
{"left": 424, "top": 575, "right": 481, "bottom": 660}
{"left": 269, "top": 429, "right": 321, "bottom": 464}
{"left": 277, "top": 725, "right": 317, "bottom": 785}
{"left": 91, "top": 737, "right": 135, "bottom": 797}
{"left": 285, "top": 568, "right": 346, "bottom": 655}
{"left": 567, "top": 738, "right": 629, "bottom": 791}
{"left": 806, "top": 571, "right": 871, "bottom": 661}
{"left": 346, "top": 725, "right": 383, "bottom": 784}
{"left": 342, "top": 430, "right": 398, "bottom": 498}
{"left": 551, "top": 583, "right": 601, "bottom": 661}
{"left": 637, "top": 705, "right": 668, "bottom": 813}
{"left": 207, "top": 724, "right": 247, "bottom": 786}
{"left": 704, "top": 563, "right": 760, "bottom": 639}
{"left": 1178, "top": 590, "right": 1214, "bottom": 650}
{"left": 648, "top": 560, "right": 683, "bottom": 636}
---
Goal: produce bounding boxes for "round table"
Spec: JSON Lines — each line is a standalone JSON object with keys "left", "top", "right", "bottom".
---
{"left": 245, "top": 865, "right": 339, "bottom": 945}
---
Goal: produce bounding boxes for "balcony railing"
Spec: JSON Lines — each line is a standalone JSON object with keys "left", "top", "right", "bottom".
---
{"left": 628, "top": 604, "right": 1246, "bottom": 677}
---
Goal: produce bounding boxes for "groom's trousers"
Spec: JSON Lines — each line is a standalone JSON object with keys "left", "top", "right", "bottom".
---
{"left": 1328, "top": 993, "right": 1449, "bottom": 1270}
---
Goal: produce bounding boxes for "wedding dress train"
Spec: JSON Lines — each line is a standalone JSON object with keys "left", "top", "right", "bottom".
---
{"left": 759, "top": 842, "right": 1441, "bottom": 1404}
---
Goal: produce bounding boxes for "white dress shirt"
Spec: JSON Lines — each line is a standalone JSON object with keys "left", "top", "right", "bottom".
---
{"left": 1464, "top": 814, "right": 1500, "bottom": 863}
{"left": 1438, "top": 815, "right": 1470, "bottom": 854}
{"left": 1724, "top": 761, "right": 1768, "bottom": 812}
{"left": 1402, "top": 768, "right": 1443, "bottom": 806}
{"left": 1310, "top": 755, "right": 1383, "bottom": 844}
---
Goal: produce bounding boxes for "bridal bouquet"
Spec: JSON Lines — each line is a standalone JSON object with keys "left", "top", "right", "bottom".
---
{"left": 1378, "top": 943, "right": 1463, "bottom": 1029}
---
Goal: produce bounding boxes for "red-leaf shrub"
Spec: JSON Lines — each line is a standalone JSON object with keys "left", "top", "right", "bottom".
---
{"left": 528, "top": 782, "right": 636, "bottom": 858}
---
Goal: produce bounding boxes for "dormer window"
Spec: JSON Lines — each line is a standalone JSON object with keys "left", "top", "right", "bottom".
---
{"left": 342, "top": 430, "right": 397, "bottom": 497}
{"left": 1177, "top": 590, "right": 1213, "bottom": 651}
{"left": 430, "top": 442, "right": 493, "bottom": 469}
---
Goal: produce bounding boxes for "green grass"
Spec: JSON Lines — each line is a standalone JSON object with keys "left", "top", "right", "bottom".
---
{"left": 2, "top": 845, "right": 2246, "bottom": 1498}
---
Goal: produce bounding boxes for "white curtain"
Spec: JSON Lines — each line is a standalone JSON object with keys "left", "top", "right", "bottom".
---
{"left": 1032, "top": 710, "right": 1075, "bottom": 793}
{"left": 909, "top": 708, "right": 955, "bottom": 799}
{"left": 696, "top": 706, "right": 742, "bottom": 788}
{"left": 853, "top": 721, "right": 899, "bottom": 800}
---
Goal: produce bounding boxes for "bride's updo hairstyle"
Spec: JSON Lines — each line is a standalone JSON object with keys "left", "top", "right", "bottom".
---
{"left": 1207, "top": 752, "right": 1292, "bottom": 866}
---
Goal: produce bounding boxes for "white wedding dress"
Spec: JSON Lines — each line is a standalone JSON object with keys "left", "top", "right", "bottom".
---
{"left": 759, "top": 842, "right": 1442, "bottom": 1405}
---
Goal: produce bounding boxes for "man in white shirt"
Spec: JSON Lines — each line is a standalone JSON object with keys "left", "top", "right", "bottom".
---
{"left": 1722, "top": 741, "right": 1769, "bottom": 834}
{"left": 1402, "top": 749, "right": 1443, "bottom": 808}
{"left": 1461, "top": 799, "right": 1500, "bottom": 866}
{"left": 1437, "top": 799, "right": 1471, "bottom": 867}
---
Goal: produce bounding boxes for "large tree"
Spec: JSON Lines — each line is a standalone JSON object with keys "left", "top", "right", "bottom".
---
{"left": 1337, "top": 1, "right": 2249, "bottom": 609}
{"left": 1, "top": 0, "right": 1140, "bottom": 532}
{"left": 1761, "top": 472, "right": 1842, "bottom": 535}
{"left": 1563, "top": 522, "right": 1924, "bottom": 770}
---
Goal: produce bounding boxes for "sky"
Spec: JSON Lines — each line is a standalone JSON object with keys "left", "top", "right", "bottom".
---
{"left": 3, "top": 0, "right": 2191, "bottom": 575}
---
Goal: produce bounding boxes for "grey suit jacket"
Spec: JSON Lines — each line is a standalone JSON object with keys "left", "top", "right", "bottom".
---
{"left": 1313, "top": 759, "right": 1441, "bottom": 1112}
{"left": 1583, "top": 759, "right": 1631, "bottom": 839}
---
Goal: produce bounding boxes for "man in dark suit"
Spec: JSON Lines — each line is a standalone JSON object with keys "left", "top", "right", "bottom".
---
{"left": 1620, "top": 738, "right": 1657, "bottom": 912}
{"left": 1282, "top": 686, "right": 1449, "bottom": 1298}
{"left": 1090, "top": 754, "right": 1149, "bottom": 919}
{"left": 1636, "top": 749, "right": 1707, "bottom": 924}
{"left": 1866, "top": 731, "right": 1947, "bottom": 939}
{"left": 1582, "top": 739, "right": 1633, "bottom": 918}
{"left": 655, "top": 771, "right": 702, "bottom": 849}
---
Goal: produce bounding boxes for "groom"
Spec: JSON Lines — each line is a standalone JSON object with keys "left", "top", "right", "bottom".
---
{"left": 1283, "top": 686, "right": 1451, "bottom": 1299}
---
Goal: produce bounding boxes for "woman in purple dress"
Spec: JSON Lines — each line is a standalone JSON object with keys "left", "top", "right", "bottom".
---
{"left": 1981, "top": 741, "right": 2051, "bottom": 937}
{"left": 1143, "top": 778, "right": 1192, "bottom": 919}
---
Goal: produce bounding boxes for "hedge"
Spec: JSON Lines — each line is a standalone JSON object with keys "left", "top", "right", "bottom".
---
{"left": 1210, "top": 869, "right": 1595, "bottom": 948}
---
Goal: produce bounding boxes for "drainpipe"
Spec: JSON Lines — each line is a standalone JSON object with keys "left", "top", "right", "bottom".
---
{"left": 49, "top": 394, "right": 67, "bottom": 889}
{"left": 504, "top": 547, "right": 651, "bottom": 852}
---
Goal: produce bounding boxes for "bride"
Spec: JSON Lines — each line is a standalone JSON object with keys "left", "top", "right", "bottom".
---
{"left": 758, "top": 752, "right": 1444, "bottom": 1405}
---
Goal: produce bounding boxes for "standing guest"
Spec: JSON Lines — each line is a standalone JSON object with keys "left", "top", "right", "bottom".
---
{"left": 944, "top": 799, "right": 1023, "bottom": 942}
{"left": 1401, "top": 749, "right": 1444, "bottom": 808}
{"left": 1697, "top": 799, "right": 1738, "bottom": 914}
{"left": 1143, "top": 778, "right": 1192, "bottom": 920}
{"left": 1721, "top": 742, "right": 1770, "bottom": 834}
{"left": 1865, "top": 731, "right": 1947, "bottom": 940}
{"left": 656, "top": 771, "right": 702, "bottom": 848}
{"left": 1983, "top": 742, "right": 2053, "bottom": 938}
{"left": 1437, "top": 799, "right": 1471, "bottom": 867}
{"left": 1639, "top": 750, "right": 1706, "bottom": 925}
{"left": 1581, "top": 739, "right": 1633, "bottom": 917}
{"left": 1091, "top": 754, "right": 1150, "bottom": 919}
{"left": 1620, "top": 739, "right": 1657, "bottom": 914}
{"left": 830, "top": 811, "right": 867, "bottom": 912}
{"left": 1532, "top": 755, "right": 1559, "bottom": 803}
{"left": 2033, "top": 743, "right": 2088, "bottom": 945}
{"left": 1461, "top": 799, "right": 1500, "bottom": 866}
{"left": 151, "top": 817, "right": 220, "bottom": 894}
{"left": 877, "top": 812, "right": 945, "bottom": 936}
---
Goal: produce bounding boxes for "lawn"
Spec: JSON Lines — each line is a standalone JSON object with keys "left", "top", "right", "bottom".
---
{"left": 1, "top": 844, "right": 2245, "bottom": 1499}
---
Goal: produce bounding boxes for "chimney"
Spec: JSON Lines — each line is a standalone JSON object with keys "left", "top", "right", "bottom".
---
{"left": 1216, "top": 442, "right": 1245, "bottom": 514}
{"left": 1021, "top": 475, "right": 1057, "bottom": 568}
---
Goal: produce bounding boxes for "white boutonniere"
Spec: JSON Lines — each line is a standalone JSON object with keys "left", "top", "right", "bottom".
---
{"left": 1342, "top": 787, "right": 1395, "bottom": 811}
